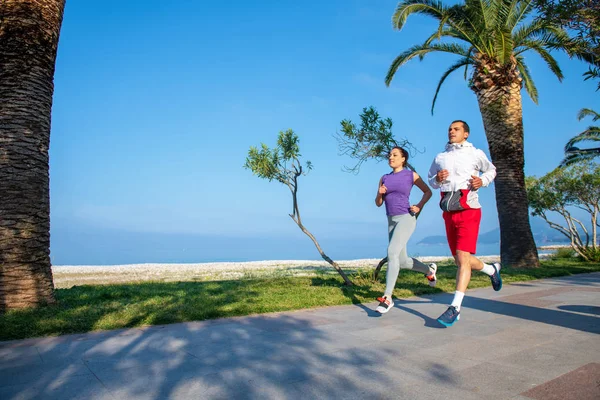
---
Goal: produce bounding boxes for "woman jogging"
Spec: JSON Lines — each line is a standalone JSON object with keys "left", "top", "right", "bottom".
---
{"left": 375, "top": 146, "right": 436, "bottom": 314}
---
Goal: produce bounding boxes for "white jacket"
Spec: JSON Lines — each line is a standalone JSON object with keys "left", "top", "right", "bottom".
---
{"left": 427, "top": 141, "right": 496, "bottom": 209}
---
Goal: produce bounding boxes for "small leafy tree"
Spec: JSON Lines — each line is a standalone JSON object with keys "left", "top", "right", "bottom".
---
{"left": 336, "top": 106, "right": 415, "bottom": 174}
{"left": 245, "top": 129, "right": 354, "bottom": 286}
{"left": 526, "top": 162, "right": 600, "bottom": 261}
{"left": 561, "top": 108, "right": 600, "bottom": 166}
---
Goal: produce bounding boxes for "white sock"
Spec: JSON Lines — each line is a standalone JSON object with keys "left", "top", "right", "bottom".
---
{"left": 450, "top": 291, "right": 465, "bottom": 311}
{"left": 480, "top": 263, "right": 495, "bottom": 276}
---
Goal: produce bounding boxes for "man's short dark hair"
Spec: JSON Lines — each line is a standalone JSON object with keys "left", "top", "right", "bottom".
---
{"left": 451, "top": 120, "right": 470, "bottom": 133}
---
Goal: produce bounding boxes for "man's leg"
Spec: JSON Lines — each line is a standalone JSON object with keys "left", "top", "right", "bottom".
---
{"left": 438, "top": 209, "right": 481, "bottom": 326}
{"left": 459, "top": 253, "right": 502, "bottom": 290}
{"left": 454, "top": 250, "right": 483, "bottom": 293}
{"left": 437, "top": 211, "right": 462, "bottom": 326}
{"left": 450, "top": 209, "right": 482, "bottom": 311}
{"left": 439, "top": 209, "right": 502, "bottom": 326}
{"left": 452, "top": 250, "right": 502, "bottom": 305}
{"left": 454, "top": 207, "right": 502, "bottom": 293}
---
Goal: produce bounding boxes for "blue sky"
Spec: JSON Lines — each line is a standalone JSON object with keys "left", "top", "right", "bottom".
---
{"left": 49, "top": 0, "right": 598, "bottom": 264}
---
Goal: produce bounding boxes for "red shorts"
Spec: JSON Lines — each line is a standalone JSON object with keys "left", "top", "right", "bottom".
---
{"left": 443, "top": 208, "right": 482, "bottom": 255}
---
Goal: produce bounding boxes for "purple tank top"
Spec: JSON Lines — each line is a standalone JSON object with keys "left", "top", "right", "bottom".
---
{"left": 381, "top": 169, "right": 413, "bottom": 216}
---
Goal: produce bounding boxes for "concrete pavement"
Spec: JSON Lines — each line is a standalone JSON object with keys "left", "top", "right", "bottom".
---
{"left": 1, "top": 273, "right": 599, "bottom": 399}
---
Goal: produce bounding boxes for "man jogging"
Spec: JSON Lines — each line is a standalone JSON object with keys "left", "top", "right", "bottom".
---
{"left": 428, "top": 120, "right": 502, "bottom": 327}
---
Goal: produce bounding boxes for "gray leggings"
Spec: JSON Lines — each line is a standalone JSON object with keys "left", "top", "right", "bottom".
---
{"left": 385, "top": 214, "right": 431, "bottom": 297}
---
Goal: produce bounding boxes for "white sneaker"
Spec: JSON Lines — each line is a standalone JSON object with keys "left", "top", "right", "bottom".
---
{"left": 426, "top": 263, "right": 437, "bottom": 287}
{"left": 375, "top": 296, "right": 393, "bottom": 314}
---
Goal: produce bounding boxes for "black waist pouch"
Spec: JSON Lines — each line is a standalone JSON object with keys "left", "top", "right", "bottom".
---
{"left": 439, "top": 189, "right": 472, "bottom": 212}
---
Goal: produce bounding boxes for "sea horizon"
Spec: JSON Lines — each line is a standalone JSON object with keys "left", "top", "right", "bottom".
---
{"left": 51, "top": 237, "right": 563, "bottom": 267}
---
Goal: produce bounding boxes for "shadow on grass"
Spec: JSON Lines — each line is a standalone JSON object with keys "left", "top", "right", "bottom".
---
{"left": 0, "top": 280, "right": 266, "bottom": 341}
{"left": 2, "top": 263, "right": 599, "bottom": 341}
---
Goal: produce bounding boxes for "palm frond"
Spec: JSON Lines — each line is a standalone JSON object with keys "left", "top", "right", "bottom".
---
{"left": 392, "top": 0, "right": 485, "bottom": 55}
{"left": 494, "top": 27, "right": 514, "bottom": 64}
{"left": 505, "top": 0, "right": 533, "bottom": 31}
{"left": 467, "top": 0, "right": 489, "bottom": 30}
{"left": 392, "top": 0, "right": 447, "bottom": 30}
{"left": 431, "top": 57, "right": 471, "bottom": 114}
{"left": 486, "top": 0, "right": 504, "bottom": 26}
{"left": 449, "top": 2, "right": 488, "bottom": 53}
{"left": 385, "top": 43, "right": 470, "bottom": 86}
{"left": 463, "top": 0, "right": 516, "bottom": 56}
{"left": 512, "top": 19, "right": 544, "bottom": 46}
{"left": 423, "top": 27, "right": 467, "bottom": 46}
{"left": 576, "top": 51, "right": 600, "bottom": 68}
{"left": 464, "top": 46, "right": 475, "bottom": 79}
{"left": 564, "top": 127, "right": 600, "bottom": 150}
{"left": 560, "top": 149, "right": 600, "bottom": 167}
{"left": 513, "top": 21, "right": 570, "bottom": 49}
{"left": 516, "top": 56, "right": 538, "bottom": 103}
{"left": 577, "top": 109, "right": 600, "bottom": 122}
{"left": 516, "top": 40, "right": 564, "bottom": 81}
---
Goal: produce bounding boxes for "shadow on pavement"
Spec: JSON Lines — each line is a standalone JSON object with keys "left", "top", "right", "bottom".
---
{"left": 0, "top": 312, "right": 413, "bottom": 399}
{"left": 398, "top": 284, "right": 600, "bottom": 334}
{"left": 393, "top": 302, "right": 446, "bottom": 329}
{"left": 557, "top": 304, "right": 600, "bottom": 316}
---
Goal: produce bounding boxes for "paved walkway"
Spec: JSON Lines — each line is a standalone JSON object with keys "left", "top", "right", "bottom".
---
{"left": 1, "top": 273, "right": 599, "bottom": 400}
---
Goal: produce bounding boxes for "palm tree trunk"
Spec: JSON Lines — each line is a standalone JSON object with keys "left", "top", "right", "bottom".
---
{"left": 0, "top": 0, "right": 66, "bottom": 310}
{"left": 476, "top": 80, "right": 540, "bottom": 268}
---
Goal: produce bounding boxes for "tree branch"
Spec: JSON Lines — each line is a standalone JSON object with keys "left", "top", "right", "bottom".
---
{"left": 571, "top": 215, "right": 590, "bottom": 247}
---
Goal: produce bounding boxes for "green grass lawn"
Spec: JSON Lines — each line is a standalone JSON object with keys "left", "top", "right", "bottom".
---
{"left": 1, "top": 258, "right": 598, "bottom": 341}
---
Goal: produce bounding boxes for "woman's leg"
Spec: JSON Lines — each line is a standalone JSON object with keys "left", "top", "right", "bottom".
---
{"left": 395, "top": 216, "right": 431, "bottom": 274}
{"left": 401, "top": 252, "right": 431, "bottom": 274}
{"left": 384, "top": 214, "right": 416, "bottom": 297}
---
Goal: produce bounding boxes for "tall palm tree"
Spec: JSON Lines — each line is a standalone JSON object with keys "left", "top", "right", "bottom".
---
{"left": 561, "top": 108, "right": 600, "bottom": 166}
{"left": 385, "top": 0, "right": 578, "bottom": 268}
{"left": 0, "top": 0, "right": 66, "bottom": 310}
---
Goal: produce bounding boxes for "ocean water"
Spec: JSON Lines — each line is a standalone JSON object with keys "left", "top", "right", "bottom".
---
{"left": 405, "top": 242, "right": 501, "bottom": 258}
{"left": 50, "top": 227, "right": 513, "bottom": 266}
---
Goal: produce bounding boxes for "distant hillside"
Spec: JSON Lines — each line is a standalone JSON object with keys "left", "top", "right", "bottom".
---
{"left": 418, "top": 217, "right": 571, "bottom": 246}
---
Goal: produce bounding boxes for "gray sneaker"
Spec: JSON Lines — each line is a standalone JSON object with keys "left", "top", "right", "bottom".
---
{"left": 490, "top": 262, "right": 502, "bottom": 291}
{"left": 437, "top": 305, "right": 460, "bottom": 327}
